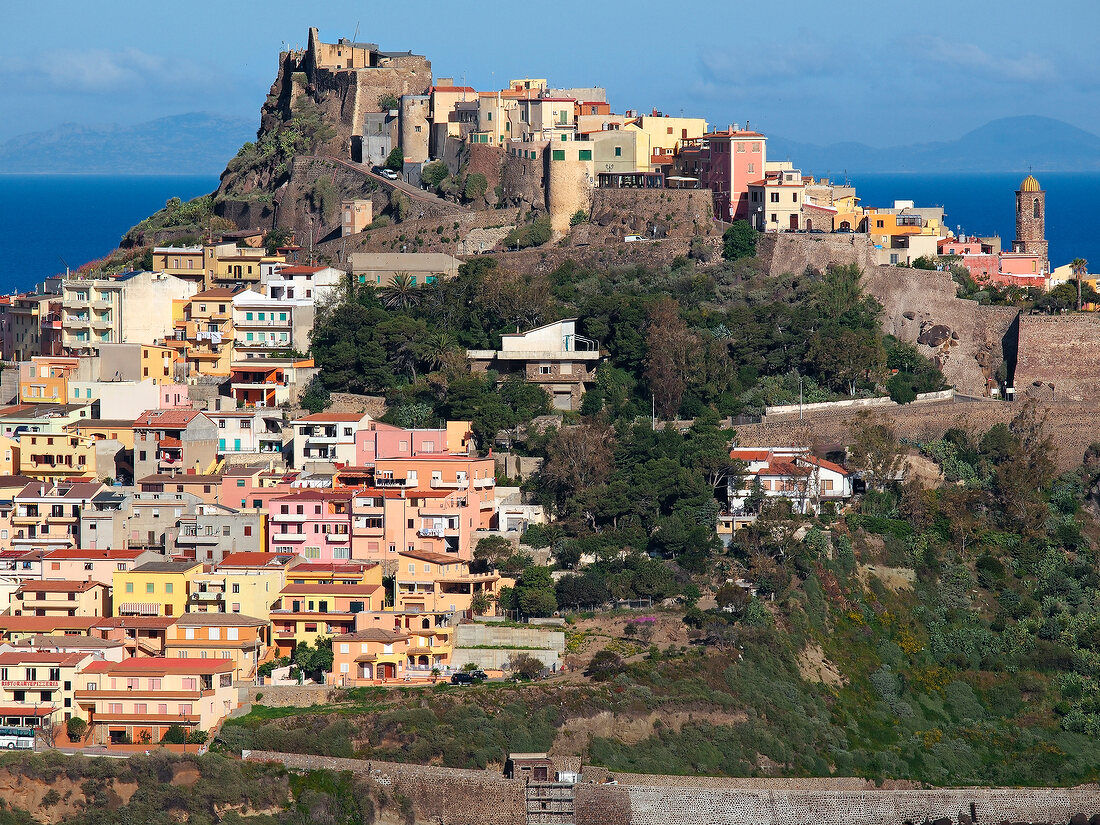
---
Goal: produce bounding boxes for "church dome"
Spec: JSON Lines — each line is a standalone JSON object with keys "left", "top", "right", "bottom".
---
{"left": 1019, "top": 174, "right": 1041, "bottom": 192}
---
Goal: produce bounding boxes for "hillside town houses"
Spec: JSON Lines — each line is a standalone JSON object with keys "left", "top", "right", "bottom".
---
{"left": 0, "top": 27, "right": 1075, "bottom": 754}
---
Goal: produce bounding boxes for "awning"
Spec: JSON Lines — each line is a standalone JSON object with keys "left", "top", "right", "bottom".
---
{"left": 118, "top": 603, "right": 161, "bottom": 616}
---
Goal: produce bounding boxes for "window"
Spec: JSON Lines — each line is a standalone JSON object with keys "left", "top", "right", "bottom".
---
{"left": 185, "top": 628, "right": 195, "bottom": 640}
{"left": 748, "top": 163, "right": 754, "bottom": 174}
{"left": 150, "top": 678, "right": 162, "bottom": 690}
{"left": 578, "top": 149, "right": 591, "bottom": 161}
{"left": 1033, "top": 197, "right": 1041, "bottom": 219}
{"left": 770, "top": 192, "right": 779, "bottom": 203}
{"left": 614, "top": 146, "right": 622, "bottom": 157}
{"left": 243, "top": 526, "right": 252, "bottom": 537}
{"left": 552, "top": 149, "right": 565, "bottom": 161}
{"left": 165, "top": 582, "right": 173, "bottom": 594}
{"left": 146, "top": 582, "right": 154, "bottom": 593}
{"left": 736, "top": 142, "right": 745, "bottom": 153}
{"left": 125, "top": 582, "right": 133, "bottom": 593}
{"left": 209, "top": 627, "right": 220, "bottom": 640}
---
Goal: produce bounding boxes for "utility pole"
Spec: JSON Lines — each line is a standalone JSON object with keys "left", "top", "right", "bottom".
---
{"left": 799, "top": 375, "right": 803, "bottom": 420}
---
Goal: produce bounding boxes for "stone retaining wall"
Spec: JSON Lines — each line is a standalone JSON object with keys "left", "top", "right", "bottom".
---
{"left": 245, "top": 750, "right": 1100, "bottom": 825}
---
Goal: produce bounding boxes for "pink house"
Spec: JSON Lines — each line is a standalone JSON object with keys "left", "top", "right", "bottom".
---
{"left": 41, "top": 548, "right": 160, "bottom": 586}
{"left": 353, "top": 421, "right": 473, "bottom": 466}
{"left": 220, "top": 467, "right": 304, "bottom": 511}
{"left": 158, "top": 384, "right": 191, "bottom": 409}
{"left": 268, "top": 490, "right": 353, "bottom": 561}
{"left": 676, "top": 128, "right": 767, "bottom": 221}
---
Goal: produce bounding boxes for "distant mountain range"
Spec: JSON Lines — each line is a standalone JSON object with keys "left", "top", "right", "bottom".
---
{"left": 1, "top": 112, "right": 1097, "bottom": 177}
{"left": 768, "top": 116, "right": 1100, "bottom": 176}
{"left": 0, "top": 113, "right": 255, "bottom": 175}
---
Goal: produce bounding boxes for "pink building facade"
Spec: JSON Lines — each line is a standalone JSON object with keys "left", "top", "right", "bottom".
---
{"left": 676, "top": 129, "right": 766, "bottom": 222}
{"left": 268, "top": 491, "right": 353, "bottom": 561}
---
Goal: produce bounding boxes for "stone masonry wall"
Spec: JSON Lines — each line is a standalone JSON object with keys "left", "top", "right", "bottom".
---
{"left": 246, "top": 750, "right": 1100, "bottom": 825}
{"left": 1015, "top": 314, "right": 1100, "bottom": 401}
{"left": 734, "top": 397, "right": 1100, "bottom": 472}
{"left": 245, "top": 750, "right": 526, "bottom": 825}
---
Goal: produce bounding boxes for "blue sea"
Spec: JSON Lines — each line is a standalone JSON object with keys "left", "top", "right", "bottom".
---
{"left": 0, "top": 171, "right": 1095, "bottom": 294}
{"left": 849, "top": 172, "right": 1098, "bottom": 270}
{"left": 0, "top": 174, "right": 218, "bottom": 292}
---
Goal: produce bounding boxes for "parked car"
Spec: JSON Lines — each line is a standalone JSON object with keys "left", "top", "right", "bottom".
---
{"left": 380, "top": 168, "right": 400, "bottom": 180}
{"left": 623, "top": 234, "right": 644, "bottom": 242}
{"left": 450, "top": 671, "right": 483, "bottom": 685}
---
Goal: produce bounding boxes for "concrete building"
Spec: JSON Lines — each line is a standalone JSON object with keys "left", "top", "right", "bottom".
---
{"left": 167, "top": 504, "right": 265, "bottom": 564}
{"left": 167, "top": 288, "right": 239, "bottom": 378}
{"left": 360, "top": 110, "right": 398, "bottom": 166}
{"left": 60, "top": 271, "right": 197, "bottom": 355}
{"left": 228, "top": 358, "right": 317, "bottom": 410}
{"left": 341, "top": 199, "right": 374, "bottom": 236}
{"left": 232, "top": 289, "right": 310, "bottom": 358}
{"left": 349, "top": 252, "right": 462, "bottom": 287}
{"left": 676, "top": 127, "right": 766, "bottom": 222}
{"left": 132, "top": 409, "right": 218, "bottom": 480}
{"left": 263, "top": 265, "right": 346, "bottom": 306}
{"left": 291, "top": 412, "right": 372, "bottom": 467}
{"left": 748, "top": 167, "right": 807, "bottom": 232}
{"left": 467, "top": 319, "right": 600, "bottom": 411}
{"left": 11, "top": 580, "right": 110, "bottom": 618}
{"left": 209, "top": 407, "right": 287, "bottom": 456}
{"left": 165, "top": 614, "right": 268, "bottom": 681}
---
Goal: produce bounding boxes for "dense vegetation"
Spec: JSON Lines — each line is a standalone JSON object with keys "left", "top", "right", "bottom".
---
{"left": 215, "top": 411, "right": 1100, "bottom": 785}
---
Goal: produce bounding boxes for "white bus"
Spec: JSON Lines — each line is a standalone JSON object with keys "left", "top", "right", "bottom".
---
{"left": 0, "top": 727, "right": 34, "bottom": 750}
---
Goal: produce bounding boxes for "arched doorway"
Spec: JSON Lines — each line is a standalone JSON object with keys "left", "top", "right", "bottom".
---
{"left": 839, "top": 220, "right": 851, "bottom": 231}
{"left": 805, "top": 219, "right": 813, "bottom": 231}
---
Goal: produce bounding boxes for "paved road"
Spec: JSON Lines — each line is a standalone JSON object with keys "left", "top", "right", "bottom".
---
{"left": 301, "top": 154, "right": 464, "bottom": 213}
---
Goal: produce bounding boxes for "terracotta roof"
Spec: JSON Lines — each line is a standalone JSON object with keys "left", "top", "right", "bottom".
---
{"left": 217, "top": 552, "right": 297, "bottom": 568}
{"left": 758, "top": 461, "right": 810, "bottom": 478}
{"left": 0, "top": 706, "right": 52, "bottom": 717}
{"left": 399, "top": 549, "right": 463, "bottom": 566}
{"left": 16, "top": 482, "right": 103, "bottom": 500}
{"left": 16, "top": 580, "right": 103, "bottom": 593}
{"left": 82, "top": 656, "right": 234, "bottom": 675}
{"left": 731, "top": 449, "right": 772, "bottom": 462}
{"left": 43, "top": 548, "right": 146, "bottom": 561}
{"left": 281, "top": 583, "right": 380, "bottom": 596}
{"left": 131, "top": 560, "right": 203, "bottom": 574}
{"left": 0, "top": 616, "right": 98, "bottom": 632}
{"left": 335, "top": 627, "right": 409, "bottom": 642}
{"left": 190, "top": 287, "right": 241, "bottom": 299}
{"left": 138, "top": 473, "right": 222, "bottom": 484}
{"left": 294, "top": 412, "right": 369, "bottom": 423}
{"left": 173, "top": 613, "right": 266, "bottom": 627}
{"left": 13, "top": 634, "right": 123, "bottom": 649}
{"left": 270, "top": 490, "right": 352, "bottom": 502}
{"left": 799, "top": 455, "right": 849, "bottom": 475}
{"left": 134, "top": 410, "right": 207, "bottom": 427}
{"left": 0, "top": 651, "right": 86, "bottom": 666}
{"left": 92, "top": 616, "right": 177, "bottom": 630}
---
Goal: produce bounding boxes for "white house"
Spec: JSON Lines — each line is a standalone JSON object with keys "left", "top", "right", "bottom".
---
{"left": 727, "top": 447, "right": 852, "bottom": 516}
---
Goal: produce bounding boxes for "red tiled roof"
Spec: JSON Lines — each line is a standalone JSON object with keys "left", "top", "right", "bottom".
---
{"left": 758, "top": 461, "right": 810, "bottom": 478}
{"left": 294, "top": 412, "right": 368, "bottom": 422}
{"left": 82, "top": 656, "right": 234, "bottom": 675}
{"left": 0, "top": 651, "right": 86, "bottom": 666}
{"left": 217, "top": 552, "right": 296, "bottom": 568}
{"left": 134, "top": 410, "right": 206, "bottom": 427}
{"left": 800, "top": 455, "right": 849, "bottom": 475}
{"left": 16, "top": 580, "right": 102, "bottom": 593}
{"left": 281, "top": 583, "right": 380, "bottom": 596}
{"left": 0, "top": 616, "right": 98, "bottom": 631}
{"left": 43, "top": 548, "right": 145, "bottom": 561}
{"left": 277, "top": 266, "right": 324, "bottom": 275}
{"left": 0, "top": 706, "right": 52, "bottom": 717}
{"left": 731, "top": 448, "right": 771, "bottom": 461}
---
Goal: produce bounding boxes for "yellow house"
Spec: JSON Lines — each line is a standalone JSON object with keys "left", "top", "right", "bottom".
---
{"left": 189, "top": 565, "right": 283, "bottom": 619}
{"left": 17, "top": 432, "right": 97, "bottom": 481}
{"left": 165, "top": 614, "right": 269, "bottom": 681}
{"left": 0, "top": 435, "right": 20, "bottom": 475}
{"left": 65, "top": 420, "right": 136, "bottom": 450}
{"left": 11, "top": 581, "right": 110, "bottom": 618}
{"left": 0, "top": 650, "right": 94, "bottom": 727}
{"left": 394, "top": 550, "right": 503, "bottom": 614}
{"left": 270, "top": 582, "right": 382, "bottom": 657}
{"left": 627, "top": 114, "right": 708, "bottom": 160}
{"left": 169, "top": 288, "right": 238, "bottom": 377}
{"left": 113, "top": 560, "right": 203, "bottom": 618}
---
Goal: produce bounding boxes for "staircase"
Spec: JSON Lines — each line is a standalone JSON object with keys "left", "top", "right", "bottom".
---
{"left": 524, "top": 783, "right": 575, "bottom": 825}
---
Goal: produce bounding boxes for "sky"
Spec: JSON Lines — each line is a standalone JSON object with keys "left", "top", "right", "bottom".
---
{"left": 3, "top": 0, "right": 1099, "bottom": 147}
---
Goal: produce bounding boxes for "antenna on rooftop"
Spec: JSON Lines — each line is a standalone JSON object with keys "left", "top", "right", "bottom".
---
{"left": 352, "top": 21, "right": 360, "bottom": 43}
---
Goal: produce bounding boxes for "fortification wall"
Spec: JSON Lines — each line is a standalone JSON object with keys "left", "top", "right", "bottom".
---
{"left": 1015, "top": 314, "right": 1100, "bottom": 401}
{"left": 246, "top": 750, "right": 1100, "bottom": 825}
{"left": 466, "top": 144, "right": 504, "bottom": 207}
{"left": 863, "top": 265, "right": 1019, "bottom": 396}
{"left": 759, "top": 232, "right": 877, "bottom": 276}
{"left": 734, "top": 398, "right": 1100, "bottom": 472}
{"left": 587, "top": 189, "right": 716, "bottom": 241}
{"left": 245, "top": 751, "right": 526, "bottom": 825}
{"left": 324, "top": 207, "right": 521, "bottom": 259}
{"left": 501, "top": 152, "right": 548, "bottom": 211}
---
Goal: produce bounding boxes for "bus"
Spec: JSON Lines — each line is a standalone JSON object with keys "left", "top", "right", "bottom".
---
{"left": 0, "top": 727, "right": 34, "bottom": 750}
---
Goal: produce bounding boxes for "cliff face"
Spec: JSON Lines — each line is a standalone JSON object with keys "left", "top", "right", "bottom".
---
{"left": 212, "top": 31, "right": 432, "bottom": 235}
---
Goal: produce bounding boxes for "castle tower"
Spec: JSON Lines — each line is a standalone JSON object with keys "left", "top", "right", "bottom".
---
{"left": 1013, "top": 174, "right": 1048, "bottom": 270}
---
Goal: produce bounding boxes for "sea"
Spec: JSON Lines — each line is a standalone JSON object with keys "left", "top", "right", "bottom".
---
{"left": 0, "top": 171, "right": 1096, "bottom": 294}
{"left": 0, "top": 174, "right": 218, "bottom": 293}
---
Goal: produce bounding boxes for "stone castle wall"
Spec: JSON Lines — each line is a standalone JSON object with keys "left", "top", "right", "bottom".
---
{"left": 246, "top": 750, "right": 1100, "bottom": 825}
{"left": 587, "top": 189, "right": 715, "bottom": 240}
{"left": 1015, "top": 314, "right": 1100, "bottom": 401}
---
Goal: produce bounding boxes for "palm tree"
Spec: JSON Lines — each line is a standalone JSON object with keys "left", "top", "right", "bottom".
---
{"left": 1071, "top": 258, "right": 1089, "bottom": 311}
{"left": 378, "top": 272, "right": 420, "bottom": 310}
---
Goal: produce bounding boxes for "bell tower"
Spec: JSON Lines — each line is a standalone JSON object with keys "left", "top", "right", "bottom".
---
{"left": 1013, "top": 174, "right": 1048, "bottom": 271}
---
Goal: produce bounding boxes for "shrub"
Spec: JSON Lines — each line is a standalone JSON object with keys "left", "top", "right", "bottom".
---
{"left": 161, "top": 725, "right": 187, "bottom": 745}
{"left": 569, "top": 210, "right": 589, "bottom": 226}
{"left": 66, "top": 717, "right": 87, "bottom": 741}
{"left": 503, "top": 214, "right": 552, "bottom": 249}
{"left": 464, "top": 173, "right": 488, "bottom": 202}
{"left": 421, "top": 161, "right": 449, "bottom": 189}
{"left": 587, "top": 650, "right": 623, "bottom": 681}
{"left": 384, "top": 147, "right": 404, "bottom": 171}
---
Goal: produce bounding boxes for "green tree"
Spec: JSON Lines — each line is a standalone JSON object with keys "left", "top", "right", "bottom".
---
{"left": 463, "top": 173, "right": 488, "bottom": 201}
{"left": 513, "top": 567, "right": 558, "bottom": 617}
{"left": 66, "top": 717, "right": 87, "bottom": 741}
{"left": 722, "top": 220, "right": 757, "bottom": 261}
{"left": 378, "top": 93, "right": 400, "bottom": 111}
{"left": 384, "top": 147, "right": 404, "bottom": 171}
{"left": 847, "top": 414, "right": 904, "bottom": 491}
{"left": 379, "top": 272, "right": 421, "bottom": 309}
{"left": 161, "top": 724, "right": 187, "bottom": 744}
{"left": 1071, "top": 257, "right": 1090, "bottom": 310}
{"left": 569, "top": 210, "right": 589, "bottom": 226}
{"left": 421, "top": 160, "right": 449, "bottom": 189}
{"left": 264, "top": 227, "right": 294, "bottom": 254}
{"left": 911, "top": 255, "right": 937, "bottom": 270}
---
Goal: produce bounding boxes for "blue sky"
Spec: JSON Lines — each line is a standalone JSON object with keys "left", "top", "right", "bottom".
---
{"left": 4, "top": 0, "right": 1098, "bottom": 146}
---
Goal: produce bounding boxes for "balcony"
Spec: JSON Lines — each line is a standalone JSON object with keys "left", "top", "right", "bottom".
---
{"left": 324, "top": 533, "right": 350, "bottom": 544}
{"left": 175, "top": 532, "right": 219, "bottom": 545}
{"left": 418, "top": 527, "right": 445, "bottom": 538}
{"left": 191, "top": 591, "right": 224, "bottom": 601}
{"left": 270, "top": 531, "right": 307, "bottom": 543}
{"left": 374, "top": 476, "right": 410, "bottom": 488}
{"left": 472, "top": 477, "right": 494, "bottom": 489}
{"left": 430, "top": 478, "right": 467, "bottom": 489}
